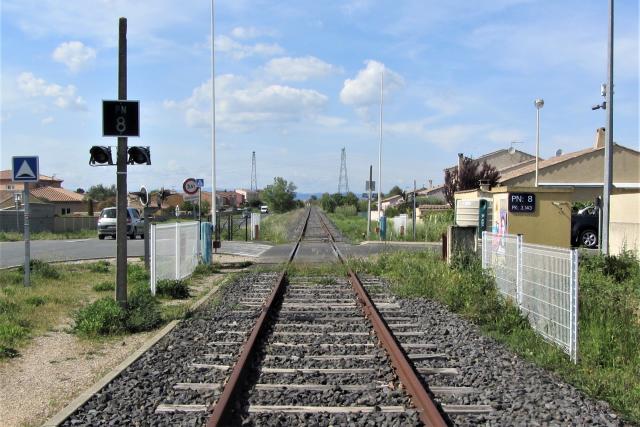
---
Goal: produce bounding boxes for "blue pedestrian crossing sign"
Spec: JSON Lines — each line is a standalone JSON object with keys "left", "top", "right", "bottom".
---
{"left": 196, "top": 179, "right": 204, "bottom": 188}
{"left": 12, "top": 156, "right": 39, "bottom": 182}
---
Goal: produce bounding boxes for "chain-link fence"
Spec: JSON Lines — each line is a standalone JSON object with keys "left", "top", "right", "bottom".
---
{"left": 482, "top": 231, "right": 579, "bottom": 362}
{"left": 150, "top": 221, "right": 200, "bottom": 295}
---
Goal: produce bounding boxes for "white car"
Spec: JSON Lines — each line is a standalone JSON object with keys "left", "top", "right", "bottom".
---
{"left": 260, "top": 205, "right": 269, "bottom": 214}
{"left": 97, "top": 207, "right": 144, "bottom": 240}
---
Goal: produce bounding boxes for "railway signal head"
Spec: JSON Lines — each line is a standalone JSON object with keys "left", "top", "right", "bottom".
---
{"left": 127, "top": 146, "right": 151, "bottom": 165}
{"left": 89, "top": 146, "right": 114, "bottom": 166}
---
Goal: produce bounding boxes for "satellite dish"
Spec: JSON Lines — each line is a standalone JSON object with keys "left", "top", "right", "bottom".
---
{"left": 556, "top": 149, "right": 563, "bottom": 157}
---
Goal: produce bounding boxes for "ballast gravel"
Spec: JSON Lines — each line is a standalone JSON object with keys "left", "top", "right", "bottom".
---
{"left": 60, "top": 273, "right": 278, "bottom": 427}
{"left": 363, "top": 278, "right": 631, "bottom": 426}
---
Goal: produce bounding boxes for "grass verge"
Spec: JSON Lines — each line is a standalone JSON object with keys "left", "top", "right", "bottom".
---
{"left": 0, "top": 260, "right": 226, "bottom": 358}
{"left": 349, "top": 250, "right": 640, "bottom": 424}
{"left": 260, "top": 209, "right": 304, "bottom": 244}
{"left": 327, "top": 210, "right": 453, "bottom": 243}
{"left": 0, "top": 229, "right": 96, "bottom": 242}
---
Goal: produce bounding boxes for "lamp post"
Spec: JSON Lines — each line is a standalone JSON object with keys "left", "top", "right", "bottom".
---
{"left": 210, "top": 0, "right": 218, "bottom": 250}
{"left": 534, "top": 98, "right": 544, "bottom": 187}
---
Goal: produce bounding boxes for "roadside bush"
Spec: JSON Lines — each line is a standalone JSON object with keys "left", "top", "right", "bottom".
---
{"left": 156, "top": 279, "right": 190, "bottom": 299}
{"left": 18, "top": 260, "right": 60, "bottom": 279}
{"left": 87, "top": 260, "right": 111, "bottom": 273}
{"left": 93, "top": 281, "right": 115, "bottom": 292}
{"left": 334, "top": 205, "right": 357, "bottom": 217}
{"left": 73, "top": 298, "right": 126, "bottom": 336}
{"left": 126, "top": 287, "right": 162, "bottom": 332}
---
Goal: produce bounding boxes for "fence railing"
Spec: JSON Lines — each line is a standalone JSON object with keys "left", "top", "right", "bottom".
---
{"left": 150, "top": 221, "right": 200, "bottom": 295}
{"left": 481, "top": 231, "right": 579, "bottom": 362}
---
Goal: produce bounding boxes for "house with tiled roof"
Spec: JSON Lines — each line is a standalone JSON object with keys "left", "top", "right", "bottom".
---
{"left": 444, "top": 148, "right": 537, "bottom": 175}
{"left": 0, "top": 169, "right": 63, "bottom": 191}
{"left": 498, "top": 128, "right": 640, "bottom": 201}
{"left": 0, "top": 186, "right": 87, "bottom": 215}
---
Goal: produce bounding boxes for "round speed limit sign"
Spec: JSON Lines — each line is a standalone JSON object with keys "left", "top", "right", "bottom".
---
{"left": 183, "top": 178, "right": 198, "bottom": 195}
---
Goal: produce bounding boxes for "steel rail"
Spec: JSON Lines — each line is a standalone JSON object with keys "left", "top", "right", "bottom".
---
{"left": 206, "top": 208, "right": 311, "bottom": 426}
{"left": 316, "top": 210, "right": 449, "bottom": 427}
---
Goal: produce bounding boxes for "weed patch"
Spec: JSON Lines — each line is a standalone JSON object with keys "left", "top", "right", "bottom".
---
{"left": 86, "top": 260, "right": 111, "bottom": 274}
{"left": 18, "top": 260, "right": 61, "bottom": 279}
{"left": 156, "top": 279, "right": 190, "bottom": 299}
{"left": 93, "top": 281, "right": 115, "bottom": 292}
{"left": 73, "top": 298, "right": 126, "bottom": 336}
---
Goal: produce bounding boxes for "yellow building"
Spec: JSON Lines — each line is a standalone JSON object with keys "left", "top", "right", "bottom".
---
{"left": 610, "top": 189, "right": 640, "bottom": 256}
{"left": 498, "top": 128, "right": 640, "bottom": 202}
{"left": 454, "top": 186, "right": 574, "bottom": 248}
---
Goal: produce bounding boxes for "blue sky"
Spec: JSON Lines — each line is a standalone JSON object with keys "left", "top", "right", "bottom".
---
{"left": 1, "top": 0, "right": 638, "bottom": 194}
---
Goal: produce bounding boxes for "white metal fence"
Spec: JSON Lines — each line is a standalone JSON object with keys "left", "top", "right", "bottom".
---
{"left": 481, "top": 231, "right": 579, "bottom": 362}
{"left": 150, "top": 221, "right": 200, "bottom": 295}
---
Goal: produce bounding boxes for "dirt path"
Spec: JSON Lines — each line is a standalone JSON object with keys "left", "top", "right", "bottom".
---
{"left": 0, "top": 329, "right": 153, "bottom": 427}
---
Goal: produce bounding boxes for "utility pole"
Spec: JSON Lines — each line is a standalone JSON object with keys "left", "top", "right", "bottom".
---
{"left": 602, "top": 0, "right": 614, "bottom": 255}
{"left": 377, "top": 71, "right": 383, "bottom": 230}
{"left": 412, "top": 179, "right": 416, "bottom": 240}
{"left": 338, "top": 148, "right": 349, "bottom": 194}
{"left": 23, "top": 183, "right": 30, "bottom": 286}
{"left": 115, "top": 17, "right": 128, "bottom": 307}
{"left": 367, "top": 165, "right": 372, "bottom": 238}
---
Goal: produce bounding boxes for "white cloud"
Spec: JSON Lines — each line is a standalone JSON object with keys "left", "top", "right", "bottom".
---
{"left": 16, "top": 72, "right": 87, "bottom": 111}
{"left": 340, "top": 60, "right": 404, "bottom": 118}
{"left": 52, "top": 41, "right": 96, "bottom": 72}
{"left": 41, "top": 116, "right": 54, "bottom": 125}
{"left": 215, "top": 35, "right": 284, "bottom": 60}
{"left": 164, "top": 74, "right": 329, "bottom": 131}
{"left": 265, "top": 56, "right": 340, "bottom": 81}
{"left": 230, "top": 26, "right": 277, "bottom": 40}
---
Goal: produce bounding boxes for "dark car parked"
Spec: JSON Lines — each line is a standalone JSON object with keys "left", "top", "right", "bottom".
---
{"left": 571, "top": 207, "right": 599, "bottom": 249}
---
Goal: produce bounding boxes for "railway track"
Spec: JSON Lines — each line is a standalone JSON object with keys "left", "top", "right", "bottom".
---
{"left": 193, "top": 207, "right": 448, "bottom": 426}
{"left": 60, "top": 207, "right": 492, "bottom": 426}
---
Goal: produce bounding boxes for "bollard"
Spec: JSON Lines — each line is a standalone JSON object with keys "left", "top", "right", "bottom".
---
{"left": 254, "top": 224, "right": 260, "bottom": 240}
{"left": 201, "top": 222, "right": 213, "bottom": 264}
{"left": 400, "top": 225, "right": 404, "bottom": 237}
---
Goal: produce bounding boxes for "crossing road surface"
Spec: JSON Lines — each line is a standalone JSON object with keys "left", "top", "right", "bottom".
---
{"left": 0, "top": 238, "right": 145, "bottom": 268}
{"left": 0, "top": 239, "right": 272, "bottom": 268}
{"left": 218, "top": 241, "right": 272, "bottom": 257}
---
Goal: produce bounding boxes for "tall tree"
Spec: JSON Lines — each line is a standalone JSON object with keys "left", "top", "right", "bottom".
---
{"left": 443, "top": 159, "right": 500, "bottom": 208}
{"left": 387, "top": 185, "right": 404, "bottom": 198}
{"left": 86, "top": 184, "right": 117, "bottom": 201}
{"left": 261, "top": 177, "right": 297, "bottom": 213}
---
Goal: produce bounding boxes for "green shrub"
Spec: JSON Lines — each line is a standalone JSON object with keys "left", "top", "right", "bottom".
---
{"left": 126, "top": 287, "right": 162, "bottom": 332}
{"left": 24, "top": 296, "right": 47, "bottom": 307}
{"left": 128, "top": 264, "right": 149, "bottom": 283}
{"left": 73, "top": 298, "right": 126, "bottom": 336}
{"left": 93, "top": 281, "right": 115, "bottom": 292}
{"left": 156, "top": 279, "right": 190, "bottom": 299}
{"left": 87, "top": 260, "right": 111, "bottom": 273}
{"left": 334, "top": 205, "right": 357, "bottom": 216}
{"left": 18, "top": 260, "right": 61, "bottom": 279}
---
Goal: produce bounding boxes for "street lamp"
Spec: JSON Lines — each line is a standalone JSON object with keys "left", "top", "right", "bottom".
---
{"left": 534, "top": 98, "right": 544, "bottom": 187}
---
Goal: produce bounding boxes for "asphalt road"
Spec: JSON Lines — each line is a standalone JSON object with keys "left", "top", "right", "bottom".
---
{"left": 0, "top": 238, "right": 146, "bottom": 268}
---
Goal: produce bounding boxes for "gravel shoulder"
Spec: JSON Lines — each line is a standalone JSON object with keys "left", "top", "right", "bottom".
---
{"left": 0, "top": 328, "right": 154, "bottom": 427}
